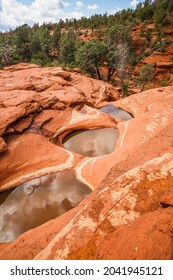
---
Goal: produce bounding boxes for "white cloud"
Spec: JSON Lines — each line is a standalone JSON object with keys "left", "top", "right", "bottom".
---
{"left": 87, "top": 4, "right": 98, "bottom": 11}
{"left": 0, "top": 0, "right": 83, "bottom": 29}
{"left": 76, "top": 1, "right": 84, "bottom": 9}
{"left": 62, "top": 1, "right": 71, "bottom": 8}
{"left": 130, "top": 0, "right": 139, "bottom": 9}
{"left": 108, "top": 7, "right": 121, "bottom": 15}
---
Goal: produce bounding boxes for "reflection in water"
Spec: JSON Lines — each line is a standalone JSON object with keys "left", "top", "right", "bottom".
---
{"left": 100, "top": 104, "right": 133, "bottom": 121}
{"left": 0, "top": 170, "right": 91, "bottom": 242}
{"left": 63, "top": 128, "right": 119, "bottom": 157}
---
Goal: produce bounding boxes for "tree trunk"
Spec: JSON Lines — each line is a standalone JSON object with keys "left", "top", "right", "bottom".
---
{"left": 96, "top": 68, "right": 102, "bottom": 80}
{"left": 107, "top": 67, "right": 114, "bottom": 81}
{"left": 140, "top": 82, "right": 145, "bottom": 92}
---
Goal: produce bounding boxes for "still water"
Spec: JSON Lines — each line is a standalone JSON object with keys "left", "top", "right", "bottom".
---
{"left": 63, "top": 128, "right": 119, "bottom": 157}
{"left": 0, "top": 170, "right": 91, "bottom": 242}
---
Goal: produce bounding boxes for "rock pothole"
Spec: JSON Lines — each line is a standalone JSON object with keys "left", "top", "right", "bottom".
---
{"left": 100, "top": 104, "right": 133, "bottom": 121}
{"left": 0, "top": 170, "right": 92, "bottom": 242}
{"left": 63, "top": 128, "right": 119, "bottom": 157}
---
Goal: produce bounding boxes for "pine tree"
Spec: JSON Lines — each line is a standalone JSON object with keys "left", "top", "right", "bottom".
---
{"left": 15, "top": 24, "right": 32, "bottom": 61}
{"left": 75, "top": 40, "right": 106, "bottom": 79}
{"left": 59, "top": 29, "right": 77, "bottom": 65}
{"left": 138, "top": 64, "right": 154, "bottom": 91}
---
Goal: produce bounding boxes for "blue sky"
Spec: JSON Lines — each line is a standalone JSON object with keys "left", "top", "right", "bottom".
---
{"left": 0, "top": 0, "right": 144, "bottom": 31}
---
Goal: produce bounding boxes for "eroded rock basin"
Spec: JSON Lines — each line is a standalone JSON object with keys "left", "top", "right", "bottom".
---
{"left": 100, "top": 104, "right": 133, "bottom": 120}
{"left": 0, "top": 170, "right": 91, "bottom": 242}
{"left": 63, "top": 128, "right": 119, "bottom": 157}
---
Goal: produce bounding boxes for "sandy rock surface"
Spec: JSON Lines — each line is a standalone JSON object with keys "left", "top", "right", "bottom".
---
{"left": 0, "top": 63, "right": 173, "bottom": 260}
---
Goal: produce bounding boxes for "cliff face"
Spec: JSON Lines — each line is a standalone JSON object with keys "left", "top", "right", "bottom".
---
{"left": 0, "top": 63, "right": 173, "bottom": 260}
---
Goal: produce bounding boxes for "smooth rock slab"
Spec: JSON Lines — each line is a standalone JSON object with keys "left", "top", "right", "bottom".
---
{"left": 63, "top": 128, "right": 119, "bottom": 157}
{"left": 0, "top": 170, "right": 91, "bottom": 242}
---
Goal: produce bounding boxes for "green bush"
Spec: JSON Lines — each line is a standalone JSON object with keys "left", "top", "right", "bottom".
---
{"left": 122, "top": 81, "right": 129, "bottom": 97}
{"left": 30, "top": 58, "right": 43, "bottom": 67}
{"left": 84, "top": 30, "right": 88, "bottom": 37}
{"left": 160, "top": 77, "right": 170, "bottom": 86}
{"left": 152, "top": 38, "right": 171, "bottom": 52}
{"left": 31, "top": 51, "right": 45, "bottom": 60}
{"left": 137, "top": 63, "right": 155, "bottom": 91}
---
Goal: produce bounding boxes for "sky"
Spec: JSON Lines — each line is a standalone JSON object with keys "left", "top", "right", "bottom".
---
{"left": 0, "top": 0, "right": 144, "bottom": 32}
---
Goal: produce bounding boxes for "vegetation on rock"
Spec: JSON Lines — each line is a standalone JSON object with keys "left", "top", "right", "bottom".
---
{"left": 0, "top": 0, "right": 173, "bottom": 93}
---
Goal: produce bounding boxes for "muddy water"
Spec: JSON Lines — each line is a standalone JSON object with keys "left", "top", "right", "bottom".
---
{"left": 100, "top": 104, "right": 133, "bottom": 121}
{"left": 63, "top": 128, "right": 119, "bottom": 157}
{"left": 0, "top": 170, "right": 91, "bottom": 242}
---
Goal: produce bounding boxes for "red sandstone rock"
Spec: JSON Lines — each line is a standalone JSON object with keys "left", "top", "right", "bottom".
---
{"left": 97, "top": 207, "right": 173, "bottom": 260}
{"left": 132, "top": 31, "right": 173, "bottom": 87}
{"left": 1, "top": 63, "right": 173, "bottom": 260}
{"left": 0, "top": 243, "right": 11, "bottom": 253}
{"left": 73, "top": 86, "right": 173, "bottom": 189}
{"left": 0, "top": 64, "right": 119, "bottom": 145}
{"left": 1, "top": 151, "right": 173, "bottom": 260}
{"left": 0, "top": 133, "right": 82, "bottom": 191}
{"left": 12, "top": 116, "right": 33, "bottom": 133}
{"left": 34, "top": 108, "right": 72, "bottom": 137}
{"left": 3, "top": 62, "right": 39, "bottom": 72}
{"left": 49, "top": 70, "right": 71, "bottom": 79}
{"left": 156, "top": 62, "right": 173, "bottom": 68}
{"left": 68, "top": 73, "right": 120, "bottom": 106}
{"left": 0, "top": 90, "right": 61, "bottom": 136}
{"left": 52, "top": 105, "right": 117, "bottom": 144}
{"left": 73, "top": 68, "right": 81, "bottom": 73}
{"left": 0, "top": 137, "right": 7, "bottom": 153}
{"left": 160, "top": 191, "right": 173, "bottom": 208}
{"left": 0, "top": 106, "right": 26, "bottom": 135}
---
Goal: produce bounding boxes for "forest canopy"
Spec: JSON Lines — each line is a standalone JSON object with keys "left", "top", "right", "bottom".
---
{"left": 0, "top": 0, "right": 172, "bottom": 94}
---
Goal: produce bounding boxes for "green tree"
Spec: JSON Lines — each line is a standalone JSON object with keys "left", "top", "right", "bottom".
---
{"left": 153, "top": 0, "right": 173, "bottom": 29}
{"left": 106, "top": 46, "right": 119, "bottom": 81}
{"left": 140, "top": 27, "right": 153, "bottom": 53}
{"left": 31, "top": 32, "right": 42, "bottom": 54}
{"left": 154, "top": 7, "right": 165, "bottom": 28}
{"left": 15, "top": 24, "right": 32, "bottom": 61}
{"left": 75, "top": 40, "right": 106, "bottom": 79}
{"left": 53, "top": 24, "right": 61, "bottom": 49}
{"left": 138, "top": 64, "right": 154, "bottom": 91}
{"left": 105, "top": 24, "right": 132, "bottom": 48}
{"left": 40, "top": 27, "right": 52, "bottom": 57}
{"left": 105, "top": 24, "right": 132, "bottom": 81}
{"left": 135, "top": 0, "right": 154, "bottom": 21}
{"left": 59, "top": 29, "right": 77, "bottom": 65}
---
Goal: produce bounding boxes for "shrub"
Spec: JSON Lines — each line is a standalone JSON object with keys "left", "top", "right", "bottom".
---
{"left": 160, "top": 77, "right": 170, "bottom": 87}
{"left": 137, "top": 63, "right": 155, "bottom": 91}
{"left": 122, "top": 81, "right": 129, "bottom": 97}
